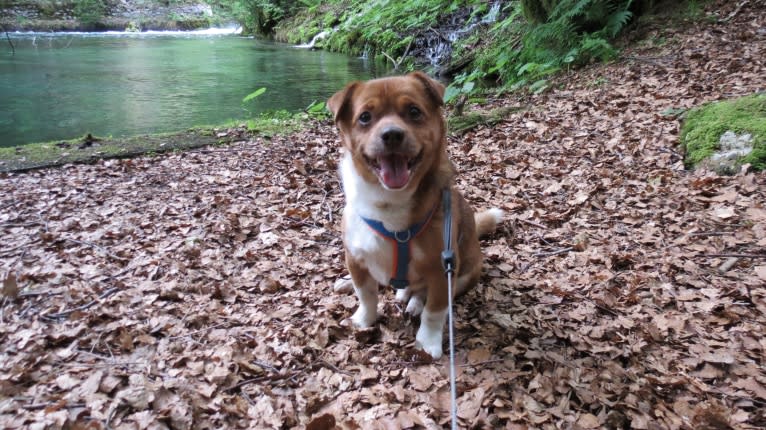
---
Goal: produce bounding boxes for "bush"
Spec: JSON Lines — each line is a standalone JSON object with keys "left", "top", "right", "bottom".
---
{"left": 232, "top": 0, "right": 301, "bottom": 35}
{"left": 73, "top": 0, "right": 106, "bottom": 25}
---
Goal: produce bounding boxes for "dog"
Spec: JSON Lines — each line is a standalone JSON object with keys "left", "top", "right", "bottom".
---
{"left": 328, "top": 71, "right": 503, "bottom": 359}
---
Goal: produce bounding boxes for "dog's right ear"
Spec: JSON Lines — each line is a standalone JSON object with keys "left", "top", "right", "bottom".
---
{"left": 327, "top": 82, "right": 359, "bottom": 124}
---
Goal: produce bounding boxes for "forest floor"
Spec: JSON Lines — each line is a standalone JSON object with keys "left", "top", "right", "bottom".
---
{"left": 2, "top": 2, "right": 765, "bottom": 429}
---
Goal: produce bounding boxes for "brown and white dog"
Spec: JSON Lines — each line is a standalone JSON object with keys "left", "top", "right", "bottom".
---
{"left": 328, "top": 72, "right": 503, "bottom": 359}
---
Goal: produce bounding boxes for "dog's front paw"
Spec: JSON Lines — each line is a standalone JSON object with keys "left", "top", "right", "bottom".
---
{"left": 405, "top": 295, "right": 424, "bottom": 316}
{"left": 333, "top": 276, "right": 354, "bottom": 294}
{"left": 350, "top": 306, "right": 377, "bottom": 328}
{"left": 415, "top": 325, "right": 443, "bottom": 359}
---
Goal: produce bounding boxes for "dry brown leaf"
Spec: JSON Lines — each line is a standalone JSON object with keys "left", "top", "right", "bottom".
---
{"left": 306, "top": 413, "right": 336, "bottom": 430}
{"left": 2, "top": 272, "right": 18, "bottom": 299}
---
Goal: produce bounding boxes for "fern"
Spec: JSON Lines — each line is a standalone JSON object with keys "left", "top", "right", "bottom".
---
{"left": 605, "top": 9, "right": 633, "bottom": 37}
{"left": 466, "top": 0, "right": 639, "bottom": 93}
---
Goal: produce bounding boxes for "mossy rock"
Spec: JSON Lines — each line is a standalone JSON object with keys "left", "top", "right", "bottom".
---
{"left": 448, "top": 106, "right": 524, "bottom": 135}
{"left": 680, "top": 93, "right": 766, "bottom": 174}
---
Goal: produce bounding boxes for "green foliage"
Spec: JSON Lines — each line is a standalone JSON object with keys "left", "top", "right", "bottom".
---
{"left": 305, "top": 100, "right": 330, "bottom": 120}
{"left": 321, "top": 0, "right": 473, "bottom": 58}
{"left": 230, "top": 0, "right": 301, "bottom": 35}
{"left": 446, "top": 0, "right": 637, "bottom": 98}
{"left": 73, "top": 0, "right": 106, "bottom": 25}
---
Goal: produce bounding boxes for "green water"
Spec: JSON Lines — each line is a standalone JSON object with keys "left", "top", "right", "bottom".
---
{"left": 0, "top": 31, "right": 387, "bottom": 147}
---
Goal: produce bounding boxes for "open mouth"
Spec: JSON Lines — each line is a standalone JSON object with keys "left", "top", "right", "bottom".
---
{"left": 365, "top": 150, "right": 423, "bottom": 190}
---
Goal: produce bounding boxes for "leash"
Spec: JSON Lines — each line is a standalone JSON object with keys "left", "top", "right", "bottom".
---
{"left": 440, "top": 188, "right": 458, "bottom": 430}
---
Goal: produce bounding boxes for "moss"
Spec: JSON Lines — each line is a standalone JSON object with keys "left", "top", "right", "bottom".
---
{"left": 0, "top": 109, "right": 322, "bottom": 172}
{"left": 680, "top": 93, "right": 766, "bottom": 171}
{"left": 0, "top": 129, "right": 227, "bottom": 172}
{"left": 448, "top": 106, "right": 524, "bottom": 135}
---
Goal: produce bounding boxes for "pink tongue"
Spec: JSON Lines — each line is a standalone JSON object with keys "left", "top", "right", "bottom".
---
{"left": 378, "top": 154, "right": 410, "bottom": 189}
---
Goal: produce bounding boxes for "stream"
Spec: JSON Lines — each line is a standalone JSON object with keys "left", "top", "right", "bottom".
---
{"left": 0, "top": 29, "right": 388, "bottom": 147}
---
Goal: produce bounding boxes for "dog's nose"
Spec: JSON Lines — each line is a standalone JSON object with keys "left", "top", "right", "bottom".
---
{"left": 381, "top": 126, "right": 405, "bottom": 147}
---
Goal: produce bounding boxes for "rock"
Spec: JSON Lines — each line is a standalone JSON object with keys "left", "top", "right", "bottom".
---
{"left": 704, "top": 131, "right": 754, "bottom": 173}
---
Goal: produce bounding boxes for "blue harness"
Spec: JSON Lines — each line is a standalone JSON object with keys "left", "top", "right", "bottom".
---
{"left": 360, "top": 202, "right": 439, "bottom": 289}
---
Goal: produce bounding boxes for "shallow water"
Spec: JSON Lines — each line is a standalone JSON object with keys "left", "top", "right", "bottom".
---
{"left": 0, "top": 30, "right": 387, "bottom": 147}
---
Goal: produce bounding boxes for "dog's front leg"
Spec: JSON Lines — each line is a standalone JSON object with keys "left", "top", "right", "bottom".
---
{"left": 415, "top": 274, "right": 449, "bottom": 359}
{"left": 347, "top": 260, "right": 379, "bottom": 328}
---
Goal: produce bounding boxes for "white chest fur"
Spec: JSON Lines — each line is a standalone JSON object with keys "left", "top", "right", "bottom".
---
{"left": 340, "top": 152, "right": 420, "bottom": 286}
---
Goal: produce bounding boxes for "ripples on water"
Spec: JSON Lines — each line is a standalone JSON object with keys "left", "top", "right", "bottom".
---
{"left": 0, "top": 29, "right": 386, "bottom": 147}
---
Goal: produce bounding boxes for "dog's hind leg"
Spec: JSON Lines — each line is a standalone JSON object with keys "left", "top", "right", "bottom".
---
{"left": 333, "top": 275, "right": 354, "bottom": 294}
{"left": 453, "top": 263, "right": 481, "bottom": 297}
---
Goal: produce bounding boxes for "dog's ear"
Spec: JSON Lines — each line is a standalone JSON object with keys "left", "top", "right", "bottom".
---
{"left": 327, "top": 82, "right": 359, "bottom": 124}
{"left": 409, "top": 71, "right": 445, "bottom": 108}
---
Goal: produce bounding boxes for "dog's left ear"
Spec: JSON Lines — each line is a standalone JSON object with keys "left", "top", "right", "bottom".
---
{"left": 327, "top": 82, "right": 359, "bottom": 124}
{"left": 409, "top": 71, "right": 445, "bottom": 108}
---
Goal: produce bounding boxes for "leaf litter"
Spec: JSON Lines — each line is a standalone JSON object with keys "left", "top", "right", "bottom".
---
{"left": 1, "top": 2, "right": 765, "bottom": 429}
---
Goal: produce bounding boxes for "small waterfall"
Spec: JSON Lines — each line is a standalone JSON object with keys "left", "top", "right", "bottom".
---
{"left": 421, "top": 1, "right": 503, "bottom": 68}
{"left": 295, "top": 30, "right": 329, "bottom": 49}
{"left": 482, "top": 1, "right": 501, "bottom": 24}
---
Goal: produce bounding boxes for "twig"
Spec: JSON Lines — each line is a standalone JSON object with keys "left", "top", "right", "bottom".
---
{"left": 252, "top": 360, "right": 281, "bottom": 373}
{"left": 460, "top": 358, "right": 506, "bottom": 368}
{"left": 86, "top": 265, "right": 133, "bottom": 281}
{"left": 520, "top": 218, "right": 546, "bottom": 229}
{"left": 0, "top": 237, "right": 41, "bottom": 257}
{"left": 688, "top": 231, "right": 729, "bottom": 237}
{"left": 20, "top": 289, "right": 58, "bottom": 298}
{"left": 0, "top": 221, "right": 43, "bottom": 228}
{"left": 225, "top": 367, "right": 302, "bottom": 392}
{"left": 168, "top": 322, "right": 228, "bottom": 340}
{"left": 20, "top": 402, "right": 86, "bottom": 411}
{"left": 428, "top": 26, "right": 448, "bottom": 41}
{"left": 63, "top": 237, "right": 129, "bottom": 262}
{"left": 381, "top": 37, "right": 415, "bottom": 70}
{"left": 718, "top": 257, "right": 739, "bottom": 273}
{"left": 43, "top": 287, "right": 121, "bottom": 320}
{"left": 694, "top": 253, "right": 766, "bottom": 259}
{"left": 1, "top": 24, "right": 14, "bottom": 55}
{"left": 722, "top": 0, "right": 749, "bottom": 22}
{"left": 226, "top": 377, "right": 268, "bottom": 392}
{"left": 533, "top": 247, "right": 573, "bottom": 258}
{"left": 314, "top": 359, "right": 352, "bottom": 376}
{"left": 384, "top": 359, "right": 432, "bottom": 368}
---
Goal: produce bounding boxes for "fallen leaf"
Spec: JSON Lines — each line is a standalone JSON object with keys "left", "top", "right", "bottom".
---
{"left": 2, "top": 272, "right": 18, "bottom": 299}
{"left": 306, "top": 413, "right": 336, "bottom": 430}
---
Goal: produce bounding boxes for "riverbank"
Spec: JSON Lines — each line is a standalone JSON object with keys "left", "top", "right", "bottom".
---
{"left": 0, "top": 128, "right": 238, "bottom": 172}
{"left": 1, "top": 4, "right": 765, "bottom": 428}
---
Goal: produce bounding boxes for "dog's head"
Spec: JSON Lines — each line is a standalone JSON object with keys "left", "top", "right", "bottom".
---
{"left": 328, "top": 72, "right": 446, "bottom": 191}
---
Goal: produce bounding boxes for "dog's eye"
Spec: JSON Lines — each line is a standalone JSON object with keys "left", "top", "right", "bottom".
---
{"left": 358, "top": 111, "right": 372, "bottom": 125}
{"left": 408, "top": 106, "right": 422, "bottom": 120}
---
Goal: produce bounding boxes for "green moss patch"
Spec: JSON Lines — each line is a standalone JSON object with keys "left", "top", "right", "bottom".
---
{"left": 448, "top": 106, "right": 524, "bottom": 135}
{"left": 680, "top": 93, "right": 766, "bottom": 173}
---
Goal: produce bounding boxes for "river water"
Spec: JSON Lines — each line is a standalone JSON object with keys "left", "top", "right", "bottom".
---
{"left": 0, "top": 29, "right": 387, "bottom": 147}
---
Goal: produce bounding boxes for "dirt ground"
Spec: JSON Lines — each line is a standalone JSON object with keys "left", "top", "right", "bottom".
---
{"left": 1, "top": 2, "right": 765, "bottom": 429}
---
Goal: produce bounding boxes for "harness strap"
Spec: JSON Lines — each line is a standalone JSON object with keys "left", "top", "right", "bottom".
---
{"left": 360, "top": 198, "right": 439, "bottom": 289}
{"left": 441, "top": 188, "right": 455, "bottom": 273}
